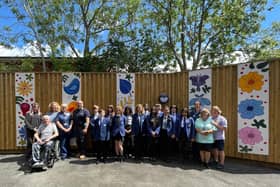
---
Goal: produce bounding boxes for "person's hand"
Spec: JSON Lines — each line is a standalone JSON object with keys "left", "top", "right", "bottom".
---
{"left": 65, "top": 128, "right": 70, "bottom": 133}
{"left": 191, "top": 138, "right": 195, "bottom": 142}
{"left": 201, "top": 131, "right": 208, "bottom": 135}
{"left": 37, "top": 139, "right": 44, "bottom": 145}
{"left": 44, "top": 138, "right": 51, "bottom": 143}
{"left": 171, "top": 134, "right": 175, "bottom": 139}
{"left": 82, "top": 128, "right": 88, "bottom": 134}
{"left": 211, "top": 120, "right": 218, "bottom": 126}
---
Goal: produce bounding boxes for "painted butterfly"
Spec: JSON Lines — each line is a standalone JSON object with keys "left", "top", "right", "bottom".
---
{"left": 189, "top": 74, "right": 209, "bottom": 91}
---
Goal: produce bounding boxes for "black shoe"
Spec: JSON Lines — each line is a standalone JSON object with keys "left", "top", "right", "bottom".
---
{"left": 120, "top": 156, "right": 124, "bottom": 162}
{"left": 212, "top": 161, "right": 218, "bottom": 166}
{"left": 204, "top": 162, "right": 210, "bottom": 169}
{"left": 216, "top": 164, "right": 224, "bottom": 170}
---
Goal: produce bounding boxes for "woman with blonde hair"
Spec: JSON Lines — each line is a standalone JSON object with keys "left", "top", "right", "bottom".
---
{"left": 211, "top": 106, "right": 227, "bottom": 169}
{"left": 195, "top": 108, "right": 217, "bottom": 169}
{"left": 55, "top": 103, "right": 72, "bottom": 160}
{"left": 46, "top": 101, "right": 60, "bottom": 159}
{"left": 111, "top": 106, "right": 126, "bottom": 162}
{"left": 46, "top": 101, "right": 60, "bottom": 122}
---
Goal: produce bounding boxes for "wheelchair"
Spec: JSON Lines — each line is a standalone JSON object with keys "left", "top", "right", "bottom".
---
{"left": 29, "top": 139, "right": 59, "bottom": 171}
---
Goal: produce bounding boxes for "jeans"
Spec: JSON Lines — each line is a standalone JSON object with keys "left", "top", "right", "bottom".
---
{"left": 60, "top": 132, "right": 70, "bottom": 158}
{"left": 32, "top": 141, "right": 54, "bottom": 163}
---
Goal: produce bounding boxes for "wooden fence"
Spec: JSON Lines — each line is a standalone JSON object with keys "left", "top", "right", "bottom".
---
{"left": 0, "top": 60, "right": 279, "bottom": 164}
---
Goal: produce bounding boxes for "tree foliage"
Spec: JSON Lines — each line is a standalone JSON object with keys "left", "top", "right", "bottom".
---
{"left": 0, "top": 0, "right": 279, "bottom": 72}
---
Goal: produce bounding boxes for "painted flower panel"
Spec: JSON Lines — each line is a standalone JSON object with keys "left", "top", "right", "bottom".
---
{"left": 16, "top": 80, "right": 33, "bottom": 96}
{"left": 238, "top": 127, "right": 263, "bottom": 145}
{"left": 238, "top": 72, "right": 264, "bottom": 93}
{"left": 238, "top": 99, "right": 264, "bottom": 119}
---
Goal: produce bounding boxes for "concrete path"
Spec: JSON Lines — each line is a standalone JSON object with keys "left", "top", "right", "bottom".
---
{"left": 0, "top": 154, "right": 279, "bottom": 187}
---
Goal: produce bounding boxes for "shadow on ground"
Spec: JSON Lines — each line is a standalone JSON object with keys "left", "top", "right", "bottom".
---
{"left": 0, "top": 154, "right": 279, "bottom": 175}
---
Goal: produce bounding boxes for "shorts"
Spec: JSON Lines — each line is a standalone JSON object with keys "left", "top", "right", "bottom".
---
{"left": 113, "top": 133, "right": 124, "bottom": 141}
{"left": 199, "top": 143, "right": 213, "bottom": 152}
{"left": 213, "top": 140, "right": 225, "bottom": 151}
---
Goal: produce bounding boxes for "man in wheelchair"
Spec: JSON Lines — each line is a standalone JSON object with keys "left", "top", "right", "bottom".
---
{"left": 31, "top": 115, "right": 59, "bottom": 168}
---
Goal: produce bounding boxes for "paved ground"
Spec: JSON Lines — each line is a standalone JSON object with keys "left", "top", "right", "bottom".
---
{"left": 0, "top": 154, "right": 279, "bottom": 187}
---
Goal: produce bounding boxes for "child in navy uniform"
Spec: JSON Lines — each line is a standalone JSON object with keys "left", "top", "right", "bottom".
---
{"left": 111, "top": 106, "right": 126, "bottom": 162}
{"left": 147, "top": 106, "right": 160, "bottom": 161}
{"left": 176, "top": 107, "right": 195, "bottom": 161}
{"left": 159, "top": 106, "right": 176, "bottom": 161}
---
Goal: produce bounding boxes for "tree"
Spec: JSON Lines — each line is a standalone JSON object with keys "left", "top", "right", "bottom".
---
{"left": 1, "top": 0, "right": 277, "bottom": 72}
{"left": 1, "top": 0, "right": 140, "bottom": 71}
{"left": 0, "top": 0, "right": 52, "bottom": 71}
{"left": 245, "top": 21, "right": 280, "bottom": 60}
{"left": 143, "top": 0, "right": 269, "bottom": 70}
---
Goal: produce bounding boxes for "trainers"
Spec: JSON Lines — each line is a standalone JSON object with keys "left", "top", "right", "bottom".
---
{"left": 32, "top": 162, "right": 41, "bottom": 167}
{"left": 79, "top": 155, "right": 86, "bottom": 160}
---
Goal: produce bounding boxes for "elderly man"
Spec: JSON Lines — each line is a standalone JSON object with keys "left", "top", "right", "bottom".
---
{"left": 32, "top": 115, "right": 59, "bottom": 167}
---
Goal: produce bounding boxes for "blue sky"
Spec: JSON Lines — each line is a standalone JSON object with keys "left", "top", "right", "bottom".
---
{"left": 0, "top": 1, "right": 279, "bottom": 57}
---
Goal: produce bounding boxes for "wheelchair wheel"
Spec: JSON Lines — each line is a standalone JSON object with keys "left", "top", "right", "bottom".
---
{"left": 47, "top": 157, "right": 55, "bottom": 168}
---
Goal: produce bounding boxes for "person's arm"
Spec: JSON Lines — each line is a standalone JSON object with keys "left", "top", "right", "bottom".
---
{"left": 82, "top": 110, "right": 90, "bottom": 134}
{"left": 34, "top": 130, "right": 43, "bottom": 144}
{"left": 211, "top": 119, "right": 227, "bottom": 131}
{"left": 171, "top": 120, "right": 176, "bottom": 139}
{"left": 56, "top": 116, "right": 67, "bottom": 132}
{"left": 190, "top": 118, "right": 195, "bottom": 141}
{"left": 66, "top": 119, "right": 73, "bottom": 133}
{"left": 83, "top": 116, "right": 90, "bottom": 134}
{"left": 155, "top": 125, "right": 160, "bottom": 136}
{"left": 24, "top": 113, "right": 34, "bottom": 130}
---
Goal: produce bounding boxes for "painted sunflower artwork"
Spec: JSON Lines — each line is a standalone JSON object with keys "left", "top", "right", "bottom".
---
{"left": 15, "top": 73, "right": 35, "bottom": 146}
{"left": 237, "top": 62, "right": 269, "bottom": 155}
{"left": 16, "top": 80, "right": 33, "bottom": 96}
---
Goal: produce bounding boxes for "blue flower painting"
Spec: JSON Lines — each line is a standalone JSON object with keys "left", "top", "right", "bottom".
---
{"left": 119, "top": 79, "right": 132, "bottom": 94}
{"left": 189, "top": 97, "right": 211, "bottom": 107}
{"left": 238, "top": 99, "right": 264, "bottom": 119}
{"left": 18, "top": 126, "right": 27, "bottom": 140}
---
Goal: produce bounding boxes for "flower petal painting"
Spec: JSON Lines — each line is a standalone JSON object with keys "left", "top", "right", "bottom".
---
{"left": 238, "top": 127, "right": 263, "bottom": 145}
{"left": 238, "top": 71, "right": 264, "bottom": 93}
{"left": 15, "top": 73, "right": 35, "bottom": 146}
{"left": 237, "top": 62, "right": 269, "bottom": 155}
{"left": 238, "top": 99, "right": 264, "bottom": 119}
{"left": 16, "top": 80, "right": 33, "bottom": 96}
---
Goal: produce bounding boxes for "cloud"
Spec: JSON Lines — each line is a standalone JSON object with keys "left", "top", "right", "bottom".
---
{"left": 0, "top": 42, "right": 81, "bottom": 57}
{"left": 153, "top": 51, "right": 249, "bottom": 72}
{"left": 0, "top": 43, "right": 51, "bottom": 57}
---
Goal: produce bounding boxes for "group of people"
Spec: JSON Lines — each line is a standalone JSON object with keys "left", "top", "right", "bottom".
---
{"left": 24, "top": 100, "right": 227, "bottom": 169}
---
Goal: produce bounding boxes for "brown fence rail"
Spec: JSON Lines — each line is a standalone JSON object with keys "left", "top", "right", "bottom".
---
{"left": 0, "top": 60, "right": 279, "bottom": 164}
